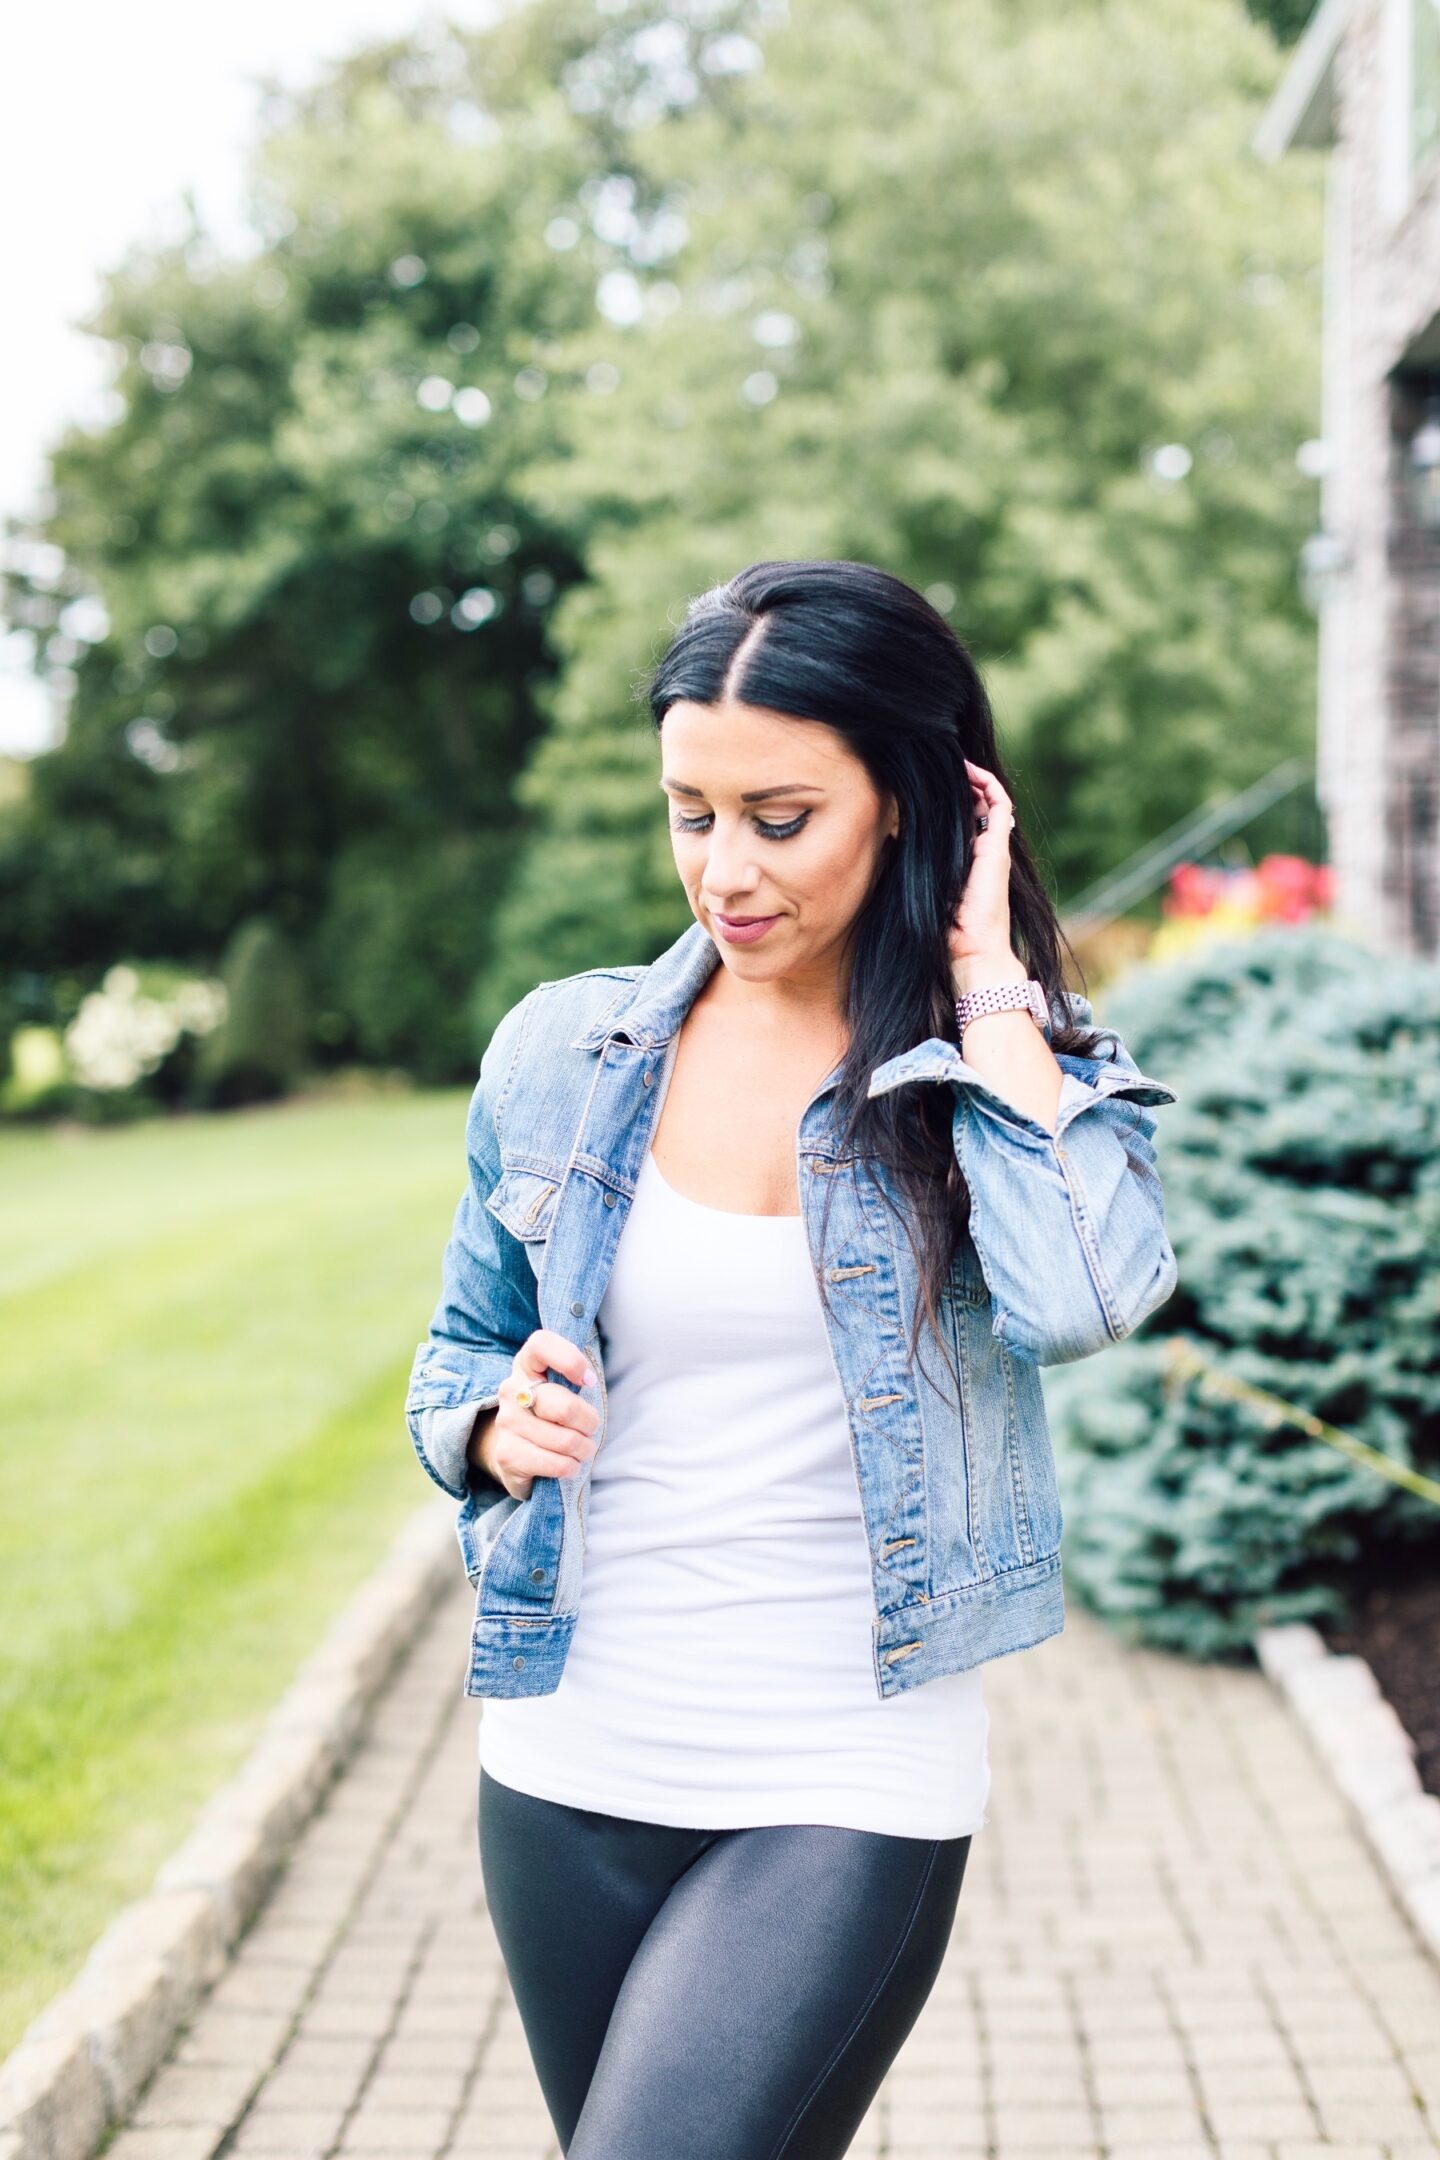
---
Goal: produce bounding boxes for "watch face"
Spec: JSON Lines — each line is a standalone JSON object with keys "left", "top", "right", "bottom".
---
{"left": 1027, "top": 981, "right": 1049, "bottom": 1030}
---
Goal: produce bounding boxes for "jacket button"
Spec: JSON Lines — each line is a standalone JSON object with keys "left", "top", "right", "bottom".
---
{"left": 604, "top": 1191, "right": 617, "bottom": 1207}
{"left": 570, "top": 1300, "right": 584, "bottom": 1316}
{"left": 512, "top": 1654, "right": 525, "bottom": 1670}
{"left": 642, "top": 1071, "right": 653, "bottom": 1087}
{"left": 531, "top": 1567, "right": 545, "bottom": 1582}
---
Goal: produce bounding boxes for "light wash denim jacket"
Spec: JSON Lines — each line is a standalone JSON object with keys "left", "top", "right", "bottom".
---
{"left": 406, "top": 919, "right": 1177, "bottom": 1701}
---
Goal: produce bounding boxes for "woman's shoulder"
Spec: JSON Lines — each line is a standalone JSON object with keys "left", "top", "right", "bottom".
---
{"left": 472, "top": 963, "right": 648, "bottom": 1153}
{"left": 524, "top": 959, "right": 647, "bottom": 1032}
{"left": 484, "top": 961, "right": 647, "bottom": 1073}
{"left": 534, "top": 958, "right": 648, "bottom": 1001}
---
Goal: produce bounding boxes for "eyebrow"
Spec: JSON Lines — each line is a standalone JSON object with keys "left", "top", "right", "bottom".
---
{"left": 659, "top": 779, "right": 825, "bottom": 803}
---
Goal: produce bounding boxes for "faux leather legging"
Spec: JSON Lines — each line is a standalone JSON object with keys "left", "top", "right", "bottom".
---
{"left": 477, "top": 1765, "right": 973, "bottom": 2160}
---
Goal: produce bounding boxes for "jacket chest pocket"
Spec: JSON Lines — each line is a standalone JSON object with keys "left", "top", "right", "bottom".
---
{"left": 485, "top": 1166, "right": 561, "bottom": 1245}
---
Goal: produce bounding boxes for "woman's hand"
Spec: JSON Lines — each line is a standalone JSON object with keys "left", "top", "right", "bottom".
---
{"left": 945, "top": 759, "right": 1063, "bottom": 1130}
{"left": 948, "top": 760, "right": 1026, "bottom": 997}
{"left": 468, "top": 1328, "right": 601, "bottom": 1501}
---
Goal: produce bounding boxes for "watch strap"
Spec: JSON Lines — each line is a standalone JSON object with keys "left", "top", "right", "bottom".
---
{"left": 954, "top": 977, "right": 1050, "bottom": 1038}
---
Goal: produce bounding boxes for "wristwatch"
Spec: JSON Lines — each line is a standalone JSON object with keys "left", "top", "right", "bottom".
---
{"left": 954, "top": 977, "right": 1051, "bottom": 1039}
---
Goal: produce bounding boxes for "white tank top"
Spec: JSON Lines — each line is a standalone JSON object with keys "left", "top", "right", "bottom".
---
{"left": 477, "top": 1148, "right": 991, "bottom": 1838}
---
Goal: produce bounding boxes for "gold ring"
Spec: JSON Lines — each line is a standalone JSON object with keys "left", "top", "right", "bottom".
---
{"left": 513, "top": 1385, "right": 536, "bottom": 1411}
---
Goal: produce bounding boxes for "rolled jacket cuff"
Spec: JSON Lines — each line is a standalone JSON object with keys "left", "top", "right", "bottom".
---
{"left": 866, "top": 1036, "right": 1175, "bottom": 1140}
{"left": 405, "top": 1342, "right": 518, "bottom": 1498}
{"left": 414, "top": 1399, "right": 509, "bottom": 1504}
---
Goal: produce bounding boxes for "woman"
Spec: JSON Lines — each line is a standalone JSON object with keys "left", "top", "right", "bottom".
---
{"left": 405, "top": 559, "right": 1177, "bottom": 2159}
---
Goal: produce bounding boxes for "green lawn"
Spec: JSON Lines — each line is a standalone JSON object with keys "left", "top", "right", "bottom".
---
{"left": 0, "top": 1084, "right": 474, "bottom": 2056}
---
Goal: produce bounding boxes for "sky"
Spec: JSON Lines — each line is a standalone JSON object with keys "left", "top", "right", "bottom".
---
{"left": 0, "top": 0, "right": 501, "bottom": 756}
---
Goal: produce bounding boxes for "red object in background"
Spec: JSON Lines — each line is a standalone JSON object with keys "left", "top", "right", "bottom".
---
{"left": 1166, "top": 862, "right": 1226, "bottom": 917}
{"left": 1163, "top": 853, "right": 1332, "bottom": 924}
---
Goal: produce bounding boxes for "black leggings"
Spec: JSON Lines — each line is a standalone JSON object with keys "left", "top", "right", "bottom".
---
{"left": 478, "top": 1766, "right": 972, "bottom": 2159}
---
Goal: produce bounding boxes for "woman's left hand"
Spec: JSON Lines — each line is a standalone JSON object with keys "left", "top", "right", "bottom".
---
{"left": 948, "top": 760, "right": 1023, "bottom": 993}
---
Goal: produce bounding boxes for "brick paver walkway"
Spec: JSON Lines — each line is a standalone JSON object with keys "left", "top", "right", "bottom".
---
{"left": 103, "top": 1578, "right": 1440, "bottom": 2160}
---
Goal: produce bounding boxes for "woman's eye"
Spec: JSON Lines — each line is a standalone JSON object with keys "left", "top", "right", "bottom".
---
{"left": 670, "top": 811, "right": 810, "bottom": 841}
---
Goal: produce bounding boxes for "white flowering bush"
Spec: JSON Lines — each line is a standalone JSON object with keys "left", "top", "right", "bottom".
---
{"left": 62, "top": 964, "right": 227, "bottom": 1092}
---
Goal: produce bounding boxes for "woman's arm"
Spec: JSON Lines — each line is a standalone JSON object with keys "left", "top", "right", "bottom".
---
{"left": 404, "top": 990, "right": 543, "bottom": 1504}
{"left": 868, "top": 760, "right": 1177, "bottom": 1365}
{"left": 952, "top": 950, "right": 1065, "bottom": 1132}
{"left": 948, "top": 761, "right": 1066, "bottom": 1132}
{"left": 868, "top": 1011, "right": 1176, "bottom": 1364}
{"left": 947, "top": 1022, "right": 1177, "bottom": 1364}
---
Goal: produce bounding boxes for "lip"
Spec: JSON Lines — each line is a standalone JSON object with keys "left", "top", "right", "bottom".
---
{"left": 714, "top": 911, "right": 782, "bottom": 945}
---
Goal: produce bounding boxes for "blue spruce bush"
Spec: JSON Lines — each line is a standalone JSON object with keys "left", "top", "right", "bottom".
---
{"left": 1045, "top": 926, "right": 1440, "bottom": 1659}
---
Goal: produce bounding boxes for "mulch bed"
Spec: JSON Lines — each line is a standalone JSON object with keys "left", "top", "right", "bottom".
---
{"left": 1321, "top": 1544, "right": 1440, "bottom": 1802}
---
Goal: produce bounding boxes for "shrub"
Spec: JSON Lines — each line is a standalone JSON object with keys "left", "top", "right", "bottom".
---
{"left": 1, "top": 965, "right": 226, "bottom": 1122}
{"left": 196, "top": 917, "right": 309, "bottom": 1106}
{"left": 1044, "top": 927, "right": 1440, "bottom": 1659}
{"left": 65, "top": 963, "right": 225, "bottom": 1090}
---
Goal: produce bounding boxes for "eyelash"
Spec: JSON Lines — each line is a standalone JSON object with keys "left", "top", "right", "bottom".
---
{"left": 671, "top": 811, "right": 811, "bottom": 841}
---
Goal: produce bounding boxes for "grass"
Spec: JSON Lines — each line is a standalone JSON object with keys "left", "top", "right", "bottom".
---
{"left": 0, "top": 1083, "right": 475, "bottom": 2057}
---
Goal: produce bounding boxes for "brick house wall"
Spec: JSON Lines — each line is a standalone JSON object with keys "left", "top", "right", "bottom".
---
{"left": 1261, "top": 0, "right": 1440, "bottom": 955}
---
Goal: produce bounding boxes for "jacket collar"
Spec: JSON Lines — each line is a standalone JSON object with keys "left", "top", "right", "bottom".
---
{"left": 569, "top": 919, "right": 723, "bottom": 1051}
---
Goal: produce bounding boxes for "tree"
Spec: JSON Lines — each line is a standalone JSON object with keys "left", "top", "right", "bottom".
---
{"left": 1, "top": 4, "right": 757, "bottom": 1068}
{"left": 3, "top": 0, "right": 1323, "bottom": 1076}
{"left": 474, "top": 0, "right": 1324, "bottom": 1031}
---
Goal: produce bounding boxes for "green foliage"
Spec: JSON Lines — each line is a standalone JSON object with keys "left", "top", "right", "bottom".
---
{"left": 197, "top": 916, "right": 309, "bottom": 1104}
{"left": 1244, "top": 0, "right": 1314, "bottom": 46}
{"left": 311, "top": 830, "right": 523, "bottom": 1080}
{"left": 1045, "top": 929, "right": 1440, "bottom": 1658}
{"left": 2, "top": 0, "right": 1323, "bottom": 1064}
{"left": 1, "top": 962, "right": 226, "bottom": 1125}
{"left": 477, "top": 0, "right": 1324, "bottom": 1008}
{"left": 1, "top": 1029, "right": 67, "bottom": 1119}
{"left": 0, "top": 6, "right": 664, "bottom": 1052}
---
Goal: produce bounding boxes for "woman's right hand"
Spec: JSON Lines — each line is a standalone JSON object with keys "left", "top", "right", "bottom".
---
{"left": 468, "top": 1329, "right": 601, "bottom": 1501}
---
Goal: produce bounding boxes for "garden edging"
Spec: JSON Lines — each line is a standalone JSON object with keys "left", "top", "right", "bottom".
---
{"left": 1255, "top": 1620, "right": 1440, "bottom": 1965}
{"left": 0, "top": 1493, "right": 459, "bottom": 2160}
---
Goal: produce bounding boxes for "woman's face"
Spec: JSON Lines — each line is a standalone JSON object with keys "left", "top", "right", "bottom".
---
{"left": 660, "top": 698, "right": 899, "bottom": 989}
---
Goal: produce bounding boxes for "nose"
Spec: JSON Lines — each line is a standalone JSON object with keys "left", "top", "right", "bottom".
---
{"left": 700, "top": 817, "right": 763, "bottom": 904}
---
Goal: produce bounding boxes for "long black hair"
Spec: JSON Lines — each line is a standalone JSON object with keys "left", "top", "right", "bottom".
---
{"left": 642, "top": 557, "right": 1098, "bottom": 1387}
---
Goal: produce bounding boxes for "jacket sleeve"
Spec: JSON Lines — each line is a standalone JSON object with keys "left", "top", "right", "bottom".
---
{"left": 403, "top": 990, "right": 542, "bottom": 1505}
{"left": 868, "top": 994, "right": 1178, "bottom": 1367}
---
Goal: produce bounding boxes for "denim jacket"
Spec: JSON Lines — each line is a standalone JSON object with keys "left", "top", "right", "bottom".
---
{"left": 405, "top": 918, "right": 1177, "bottom": 1701}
